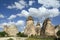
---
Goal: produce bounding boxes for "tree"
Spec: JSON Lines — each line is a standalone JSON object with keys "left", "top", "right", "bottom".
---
{"left": 0, "top": 31, "right": 8, "bottom": 37}
{"left": 17, "top": 32, "right": 28, "bottom": 37}
{"left": 17, "top": 32, "right": 21, "bottom": 37}
{"left": 20, "top": 33, "right": 28, "bottom": 37}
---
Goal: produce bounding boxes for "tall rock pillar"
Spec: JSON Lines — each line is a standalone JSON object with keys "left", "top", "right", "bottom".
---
{"left": 24, "top": 16, "right": 36, "bottom": 36}
{"left": 35, "top": 22, "right": 41, "bottom": 35}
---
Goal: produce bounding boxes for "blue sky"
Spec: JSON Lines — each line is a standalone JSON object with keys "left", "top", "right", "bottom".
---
{"left": 0, "top": 0, "right": 60, "bottom": 32}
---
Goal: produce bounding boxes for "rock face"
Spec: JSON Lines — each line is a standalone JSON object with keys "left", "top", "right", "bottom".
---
{"left": 55, "top": 25, "right": 60, "bottom": 33}
{"left": 55, "top": 25, "right": 60, "bottom": 37}
{"left": 35, "top": 22, "right": 41, "bottom": 35}
{"left": 4, "top": 25, "right": 9, "bottom": 34}
{"left": 41, "top": 18, "right": 55, "bottom": 36}
{"left": 4, "top": 24, "right": 18, "bottom": 37}
{"left": 24, "top": 16, "right": 36, "bottom": 36}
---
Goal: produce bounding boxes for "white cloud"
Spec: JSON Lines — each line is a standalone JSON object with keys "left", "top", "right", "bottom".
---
{"left": 16, "top": 7, "right": 60, "bottom": 22}
{"left": 28, "top": 7, "right": 60, "bottom": 18}
{"left": 7, "top": 0, "right": 27, "bottom": 10}
{"left": 38, "top": 0, "right": 60, "bottom": 8}
{"left": 0, "top": 24, "right": 4, "bottom": 28}
{"left": 17, "top": 10, "right": 29, "bottom": 17}
{"left": 28, "top": 7, "right": 60, "bottom": 22}
{"left": 2, "top": 20, "right": 25, "bottom": 26}
{"left": 29, "top": 1, "right": 35, "bottom": 6}
{"left": 7, "top": 5, "right": 15, "bottom": 9}
{"left": 2, "top": 21, "right": 15, "bottom": 26}
{"left": 16, "top": 20, "right": 25, "bottom": 26}
{"left": 2, "top": 22, "right": 8, "bottom": 25}
{"left": 8, "top": 15, "right": 16, "bottom": 20}
{"left": 49, "top": 8, "right": 60, "bottom": 17}
{"left": 0, "top": 14, "right": 4, "bottom": 18}
{"left": 7, "top": 0, "right": 36, "bottom": 9}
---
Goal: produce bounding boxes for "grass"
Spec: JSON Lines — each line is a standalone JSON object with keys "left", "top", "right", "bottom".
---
{"left": 26, "top": 37, "right": 54, "bottom": 40}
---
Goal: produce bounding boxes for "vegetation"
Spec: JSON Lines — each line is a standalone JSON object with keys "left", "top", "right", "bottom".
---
{"left": 28, "top": 35, "right": 55, "bottom": 40}
{"left": 0, "top": 31, "right": 8, "bottom": 37}
{"left": 17, "top": 32, "right": 28, "bottom": 37}
{"left": 7, "top": 38, "right": 13, "bottom": 40}
{"left": 26, "top": 38, "right": 54, "bottom": 40}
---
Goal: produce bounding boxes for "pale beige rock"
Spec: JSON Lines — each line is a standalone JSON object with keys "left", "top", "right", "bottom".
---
{"left": 41, "top": 18, "right": 55, "bottom": 36}
{"left": 24, "top": 16, "right": 36, "bottom": 36}
{"left": 35, "top": 22, "right": 41, "bottom": 35}
{"left": 45, "top": 18, "right": 55, "bottom": 36}
{"left": 4, "top": 24, "right": 18, "bottom": 37}
{"left": 55, "top": 25, "right": 60, "bottom": 38}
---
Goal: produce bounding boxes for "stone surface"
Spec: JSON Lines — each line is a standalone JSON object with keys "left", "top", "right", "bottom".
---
{"left": 4, "top": 24, "right": 18, "bottom": 36}
{"left": 41, "top": 18, "right": 55, "bottom": 36}
{"left": 55, "top": 25, "right": 60, "bottom": 38}
{"left": 0, "top": 37, "right": 27, "bottom": 40}
{"left": 24, "top": 16, "right": 36, "bottom": 36}
{"left": 35, "top": 22, "right": 41, "bottom": 35}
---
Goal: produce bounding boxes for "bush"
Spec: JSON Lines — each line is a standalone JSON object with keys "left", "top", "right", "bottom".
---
{"left": 0, "top": 31, "right": 8, "bottom": 37}
{"left": 17, "top": 32, "right": 21, "bottom": 37}
{"left": 7, "top": 38, "right": 13, "bottom": 40}
{"left": 17, "top": 32, "right": 28, "bottom": 37}
{"left": 20, "top": 33, "right": 28, "bottom": 37}
{"left": 54, "top": 38, "right": 60, "bottom": 40}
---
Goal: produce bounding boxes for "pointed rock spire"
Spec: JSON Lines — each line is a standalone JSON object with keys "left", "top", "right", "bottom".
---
{"left": 24, "top": 16, "right": 36, "bottom": 37}
{"left": 36, "top": 22, "right": 41, "bottom": 35}
{"left": 27, "top": 16, "right": 33, "bottom": 21}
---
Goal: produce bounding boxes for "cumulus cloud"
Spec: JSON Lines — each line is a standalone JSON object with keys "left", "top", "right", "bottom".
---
{"left": 0, "top": 24, "right": 4, "bottom": 28}
{"left": 16, "top": 20, "right": 25, "bottom": 26}
{"left": 17, "top": 10, "right": 29, "bottom": 17}
{"left": 18, "top": 7, "right": 60, "bottom": 22}
{"left": 29, "top": 7, "right": 60, "bottom": 18}
{"left": 38, "top": 0, "right": 60, "bottom": 8}
{"left": 8, "top": 15, "right": 16, "bottom": 20}
{"left": 29, "top": 1, "right": 35, "bottom": 6}
{"left": 8, "top": 10, "right": 29, "bottom": 20}
{"left": 7, "top": 5, "right": 15, "bottom": 9}
{"left": 48, "top": 8, "right": 60, "bottom": 17}
{"left": 1, "top": 20, "right": 25, "bottom": 26}
{"left": 7, "top": 0, "right": 36, "bottom": 9}
{"left": 7, "top": 0, "right": 27, "bottom": 9}
{"left": 1, "top": 22, "right": 15, "bottom": 26}
{"left": 0, "top": 14, "right": 4, "bottom": 18}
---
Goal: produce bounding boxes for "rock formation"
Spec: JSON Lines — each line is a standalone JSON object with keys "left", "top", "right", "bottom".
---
{"left": 4, "top": 25, "right": 9, "bottom": 34}
{"left": 4, "top": 24, "right": 18, "bottom": 37}
{"left": 3, "top": 16, "right": 59, "bottom": 37}
{"left": 24, "top": 16, "right": 36, "bottom": 36}
{"left": 55, "top": 25, "right": 60, "bottom": 37}
{"left": 55, "top": 25, "right": 60, "bottom": 33}
{"left": 41, "top": 18, "right": 55, "bottom": 36}
{"left": 35, "top": 22, "right": 41, "bottom": 35}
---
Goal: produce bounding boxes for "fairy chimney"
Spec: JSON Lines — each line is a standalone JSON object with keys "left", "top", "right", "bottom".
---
{"left": 4, "top": 24, "right": 18, "bottom": 37}
{"left": 24, "top": 16, "right": 36, "bottom": 36}
{"left": 41, "top": 18, "right": 55, "bottom": 36}
{"left": 35, "top": 22, "right": 41, "bottom": 35}
{"left": 45, "top": 18, "right": 55, "bottom": 36}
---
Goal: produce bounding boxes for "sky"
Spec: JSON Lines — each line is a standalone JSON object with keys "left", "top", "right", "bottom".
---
{"left": 0, "top": 0, "right": 60, "bottom": 32}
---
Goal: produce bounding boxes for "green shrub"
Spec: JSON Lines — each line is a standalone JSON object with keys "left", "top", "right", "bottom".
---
{"left": 7, "top": 38, "right": 13, "bottom": 40}
{"left": 17, "top": 32, "right": 28, "bottom": 37}
{"left": 0, "top": 31, "right": 8, "bottom": 37}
